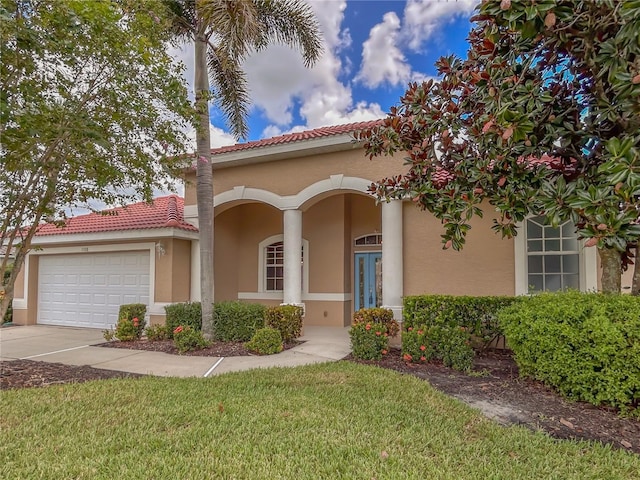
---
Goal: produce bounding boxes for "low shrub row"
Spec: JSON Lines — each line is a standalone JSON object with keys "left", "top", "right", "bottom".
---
{"left": 404, "top": 294, "right": 518, "bottom": 347}
{"left": 162, "top": 301, "right": 303, "bottom": 354}
{"left": 499, "top": 292, "right": 640, "bottom": 414}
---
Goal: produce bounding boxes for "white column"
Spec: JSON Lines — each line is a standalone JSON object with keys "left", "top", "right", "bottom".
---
{"left": 190, "top": 240, "right": 201, "bottom": 301}
{"left": 382, "top": 200, "right": 403, "bottom": 321}
{"left": 283, "top": 208, "right": 303, "bottom": 306}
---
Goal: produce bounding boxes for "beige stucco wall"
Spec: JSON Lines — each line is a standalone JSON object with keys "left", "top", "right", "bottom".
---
{"left": 304, "top": 195, "right": 348, "bottom": 294}
{"left": 184, "top": 148, "right": 404, "bottom": 207}
{"left": 403, "top": 202, "right": 515, "bottom": 296}
{"left": 155, "top": 238, "right": 192, "bottom": 303}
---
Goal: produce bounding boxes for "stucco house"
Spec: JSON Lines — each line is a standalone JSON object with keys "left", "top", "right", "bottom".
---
{"left": 11, "top": 121, "right": 632, "bottom": 330}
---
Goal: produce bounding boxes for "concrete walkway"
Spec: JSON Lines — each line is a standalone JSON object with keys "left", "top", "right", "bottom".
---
{"left": 0, "top": 324, "right": 351, "bottom": 378}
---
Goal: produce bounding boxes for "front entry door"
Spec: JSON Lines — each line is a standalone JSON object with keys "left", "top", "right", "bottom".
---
{"left": 355, "top": 252, "right": 382, "bottom": 311}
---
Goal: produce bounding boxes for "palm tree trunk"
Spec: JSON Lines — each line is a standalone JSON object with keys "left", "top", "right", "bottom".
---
{"left": 195, "top": 33, "right": 215, "bottom": 340}
{"left": 599, "top": 247, "right": 622, "bottom": 294}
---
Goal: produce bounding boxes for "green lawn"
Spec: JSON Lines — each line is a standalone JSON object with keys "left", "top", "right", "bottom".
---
{"left": 1, "top": 362, "right": 637, "bottom": 479}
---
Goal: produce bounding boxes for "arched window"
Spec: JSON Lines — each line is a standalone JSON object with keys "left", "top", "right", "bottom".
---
{"left": 258, "top": 235, "right": 309, "bottom": 293}
{"left": 354, "top": 233, "right": 382, "bottom": 246}
{"left": 265, "top": 241, "right": 284, "bottom": 291}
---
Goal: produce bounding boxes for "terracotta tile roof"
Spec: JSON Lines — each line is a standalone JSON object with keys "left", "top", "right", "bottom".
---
{"left": 35, "top": 196, "right": 198, "bottom": 237}
{"left": 209, "top": 120, "right": 382, "bottom": 156}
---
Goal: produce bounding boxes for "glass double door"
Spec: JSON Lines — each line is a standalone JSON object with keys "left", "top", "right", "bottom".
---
{"left": 354, "top": 252, "right": 382, "bottom": 311}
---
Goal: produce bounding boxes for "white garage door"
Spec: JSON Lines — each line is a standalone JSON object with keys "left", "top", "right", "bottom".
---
{"left": 38, "top": 251, "right": 150, "bottom": 329}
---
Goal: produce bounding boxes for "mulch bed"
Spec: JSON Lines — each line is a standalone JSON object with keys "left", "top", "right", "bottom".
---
{"left": 94, "top": 338, "right": 302, "bottom": 356}
{"left": 1, "top": 345, "right": 638, "bottom": 455}
{"left": 351, "top": 348, "right": 639, "bottom": 455}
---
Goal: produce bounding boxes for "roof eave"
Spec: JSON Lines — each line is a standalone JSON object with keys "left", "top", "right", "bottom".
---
{"left": 210, "top": 133, "right": 363, "bottom": 169}
{"left": 32, "top": 227, "right": 199, "bottom": 246}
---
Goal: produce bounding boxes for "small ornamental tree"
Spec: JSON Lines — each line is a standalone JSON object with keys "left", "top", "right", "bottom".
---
{"left": 0, "top": 0, "right": 193, "bottom": 320}
{"left": 358, "top": 0, "right": 640, "bottom": 294}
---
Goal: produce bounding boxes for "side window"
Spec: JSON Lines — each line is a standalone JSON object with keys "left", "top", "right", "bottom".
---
{"left": 526, "top": 216, "right": 579, "bottom": 292}
{"left": 265, "top": 241, "right": 284, "bottom": 291}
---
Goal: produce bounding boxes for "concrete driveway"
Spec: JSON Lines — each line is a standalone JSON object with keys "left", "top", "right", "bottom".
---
{"left": 0, "top": 324, "right": 351, "bottom": 378}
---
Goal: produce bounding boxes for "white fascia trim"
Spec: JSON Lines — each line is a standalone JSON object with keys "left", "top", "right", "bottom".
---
{"left": 28, "top": 242, "right": 157, "bottom": 313}
{"left": 303, "top": 293, "right": 350, "bottom": 302}
{"left": 149, "top": 303, "right": 170, "bottom": 316}
{"left": 32, "top": 228, "right": 199, "bottom": 246}
{"left": 237, "top": 292, "right": 349, "bottom": 302}
{"left": 238, "top": 292, "right": 284, "bottom": 301}
{"left": 211, "top": 134, "right": 359, "bottom": 168}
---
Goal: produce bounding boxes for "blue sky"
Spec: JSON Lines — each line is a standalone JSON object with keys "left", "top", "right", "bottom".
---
{"left": 172, "top": 0, "right": 478, "bottom": 146}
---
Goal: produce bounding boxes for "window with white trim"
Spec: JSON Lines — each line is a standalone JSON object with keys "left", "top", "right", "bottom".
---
{"left": 265, "top": 241, "right": 284, "bottom": 291}
{"left": 262, "top": 240, "right": 306, "bottom": 292}
{"left": 526, "top": 216, "right": 579, "bottom": 292}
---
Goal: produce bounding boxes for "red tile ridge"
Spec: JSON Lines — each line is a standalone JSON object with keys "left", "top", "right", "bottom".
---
{"left": 34, "top": 195, "right": 198, "bottom": 237}
{"left": 209, "top": 120, "right": 383, "bottom": 156}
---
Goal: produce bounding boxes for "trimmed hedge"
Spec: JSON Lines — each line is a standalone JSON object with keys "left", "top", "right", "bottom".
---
{"left": 165, "top": 302, "right": 202, "bottom": 338}
{"left": 498, "top": 292, "right": 640, "bottom": 413}
{"left": 403, "top": 295, "right": 518, "bottom": 347}
{"left": 246, "top": 327, "right": 283, "bottom": 355}
{"left": 265, "top": 305, "right": 303, "bottom": 342}
{"left": 353, "top": 307, "right": 399, "bottom": 337}
{"left": 213, "top": 301, "right": 266, "bottom": 342}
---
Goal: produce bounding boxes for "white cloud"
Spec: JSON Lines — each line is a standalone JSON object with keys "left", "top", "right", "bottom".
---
{"left": 169, "top": 0, "right": 386, "bottom": 140}
{"left": 355, "top": 11, "right": 412, "bottom": 89}
{"left": 403, "top": 0, "right": 478, "bottom": 51}
{"left": 184, "top": 123, "right": 237, "bottom": 150}
{"left": 355, "top": 0, "right": 478, "bottom": 89}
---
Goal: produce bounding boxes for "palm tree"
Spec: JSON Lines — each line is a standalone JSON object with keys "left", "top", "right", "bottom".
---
{"left": 165, "top": 0, "right": 322, "bottom": 339}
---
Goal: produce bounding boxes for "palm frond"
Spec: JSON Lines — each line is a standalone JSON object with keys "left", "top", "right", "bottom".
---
{"left": 198, "top": 0, "right": 261, "bottom": 58}
{"left": 252, "top": 0, "right": 323, "bottom": 67}
{"left": 162, "top": 0, "right": 198, "bottom": 40}
{"left": 207, "top": 46, "right": 250, "bottom": 139}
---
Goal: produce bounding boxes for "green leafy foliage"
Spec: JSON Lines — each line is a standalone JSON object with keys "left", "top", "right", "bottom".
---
{"left": 402, "top": 325, "right": 474, "bottom": 372}
{"left": 119, "top": 304, "right": 146, "bottom": 337}
{"left": 213, "top": 301, "right": 266, "bottom": 342}
{"left": 0, "top": 0, "right": 193, "bottom": 322}
{"left": 403, "top": 295, "right": 517, "bottom": 348}
{"left": 349, "top": 322, "right": 390, "bottom": 361}
{"left": 164, "top": 302, "right": 202, "bottom": 339}
{"left": 359, "top": 0, "right": 640, "bottom": 292}
{"left": 499, "top": 292, "right": 640, "bottom": 413}
{"left": 144, "top": 325, "right": 169, "bottom": 342}
{"left": 353, "top": 307, "right": 400, "bottom": 337}
{"left": 265, "top": 305, "right": 303, "bottom": 342}
{"left": 108, "top": 317, "right": 144, "bottom": 342}
{"left": 172, "top": 325, "right": 209, "bottom": 354}
{"left": 245, "top": 327, "right": 283, "bottom": 355}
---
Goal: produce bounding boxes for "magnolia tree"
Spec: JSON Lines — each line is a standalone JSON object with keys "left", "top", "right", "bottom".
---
{"left": 0, "top": 0, "right": 193, "bottom": 320}
{"left": 359, "top": 0, "right": 640, "bottom": 294}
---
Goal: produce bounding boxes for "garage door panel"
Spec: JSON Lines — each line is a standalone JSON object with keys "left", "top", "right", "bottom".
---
{"left": 38, "top": 251, "right": 150, "bottom": 329}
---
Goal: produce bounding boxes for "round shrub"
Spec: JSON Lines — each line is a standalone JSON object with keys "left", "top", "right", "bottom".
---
{"left": 145, "top": 324, "right": 169, "bottom": 341}
{"left": 349, "top": 322, "right": 390, "bottom": 361}
{"left": 353, "top": 307, "right": 399, "bottom": 337}
{"left": 165, "top": 302, "right": 202, "bottom": 338}
{"left": 173, "top": 325, "right": 209, "bottom": 353}
{"left": 245, "top": 327, "right": 283, "bottom": 355}
{"left": 265, "top": 305, "right": 303, "bottom": 342}
{"left": 214, "top": 301, "right": 266, "bottom": 342}
{"left": 402, "top": 324, "right": 473, "bottom": 372}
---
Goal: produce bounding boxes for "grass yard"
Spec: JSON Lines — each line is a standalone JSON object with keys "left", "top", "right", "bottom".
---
{"left": 1, "top": 362, "right": 638, "bottom": 479}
